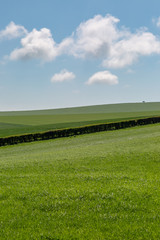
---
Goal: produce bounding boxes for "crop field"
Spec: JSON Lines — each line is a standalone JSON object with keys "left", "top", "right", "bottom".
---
{"left": 1, "top": 123, "right": 160, "bottom": 239}
{"left": 1, "top": 102, "right": 160, "bottom": 138}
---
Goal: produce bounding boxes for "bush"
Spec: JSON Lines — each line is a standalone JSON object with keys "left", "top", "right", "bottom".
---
{"left": 0, "top": 116, "right": 160, "bottom": 147}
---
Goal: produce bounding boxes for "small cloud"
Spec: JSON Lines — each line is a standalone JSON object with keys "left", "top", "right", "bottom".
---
{"left": 153, "top": 17, "right": 160, "bottom": 28}
{"left": 0, "top": 21, "right": 27, "bottom": 40}
{"left": 51, "top": 69, "right": 75, "bottom": 83}
{"left": 86, "top": 70, "right": 118, "bottom": 85}
{"left": 157, "top": 17, "right": 160, "bottom": 28}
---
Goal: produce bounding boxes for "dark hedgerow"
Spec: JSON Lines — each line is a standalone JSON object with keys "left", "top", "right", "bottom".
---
{"left": 0, "top": 116, "right": 160, "bottom": 147}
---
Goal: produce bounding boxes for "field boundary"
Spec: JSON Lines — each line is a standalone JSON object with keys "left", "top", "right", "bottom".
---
{"left": 0, "top": 116, "right": 160, "bottom": 147}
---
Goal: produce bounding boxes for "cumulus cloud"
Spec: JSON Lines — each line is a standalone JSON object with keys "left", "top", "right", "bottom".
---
{"left": 4, "top": 14, "right": 160, "bottom": 69}
{"left": 153, "top": 17, "right": 160, "bottom": 28}
{"left": 103, "top": 31, "right": 160, "bottom": 68}
{"left": 51, "top": 69, "right": 75, "bottom": 83}
{"left": 66, "top": 14, "right": 120, "bottom": 59}
{"left": 58, "top": 14, "right": 160, "bottom": 68}
{"left": 86, "top": 71, "right": 118, "bottom": 85}
{"left": 58, "top": 37, "right": 74, "bottom": 55}
{"left": 10, "top": 28, "right": 59, "bottom": 61}
{"left": 0, "top": 21, "right": 27, "bottom": 40}
{"left": 157, "top": 17, "right": 160, "bottom": 28}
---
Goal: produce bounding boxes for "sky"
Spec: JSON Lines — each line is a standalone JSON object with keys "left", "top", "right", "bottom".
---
{"left": 1, "top": 0, "right": 160, "bottom": 111}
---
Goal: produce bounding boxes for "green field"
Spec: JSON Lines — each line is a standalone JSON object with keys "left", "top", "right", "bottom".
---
{"left": 1, "top": 102, "right": 160, "bottom": 138}
{"left": 1, "top": 123, "right": 160, "bottom": 239}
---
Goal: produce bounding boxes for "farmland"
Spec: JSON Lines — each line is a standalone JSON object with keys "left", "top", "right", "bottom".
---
{"left": 1, "top": 102, "right": 160, "bottom": 138}
{"left": 1, "top": 123, "right": 160, "bottom": 239}
{"left": 1, "top": 102, "right": 160, "bottom": 239}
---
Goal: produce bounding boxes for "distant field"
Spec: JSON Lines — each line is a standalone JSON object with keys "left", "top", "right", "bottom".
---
{"left": 1, "top": 124, "right": 160, "bottom": 239}
{"left": 1, "top": 102, "right": 160, "bottom": 137}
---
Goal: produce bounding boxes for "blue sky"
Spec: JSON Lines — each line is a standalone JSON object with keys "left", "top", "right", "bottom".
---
{"left": 1, "top": 0, "right": 160, "bottom": 111}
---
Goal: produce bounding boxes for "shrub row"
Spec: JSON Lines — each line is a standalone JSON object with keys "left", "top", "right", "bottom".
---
{"left": 0, "top": 116, "right": 160, "bottom": 147}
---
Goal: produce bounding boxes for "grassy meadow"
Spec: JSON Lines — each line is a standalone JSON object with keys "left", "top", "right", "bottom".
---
{"left": 1, "top": 102, "right": 160, "bottom": 138}
{"left": 1, "top": 123, "right": 160, "bottom": 239}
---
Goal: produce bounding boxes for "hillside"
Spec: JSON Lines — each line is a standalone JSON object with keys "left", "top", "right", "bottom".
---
{"left": 0, "top": 102, "right": 160, "bottom": 138}
{"left": 1, "top": 102, "right": 160, "bottom": 116}
{"left": 1, "top": 123, "right": 160, "bottom": 239}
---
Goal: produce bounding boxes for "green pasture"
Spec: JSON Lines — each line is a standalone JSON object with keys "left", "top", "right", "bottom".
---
{"left": 1, "top": 102, "right": 160, "bottom": 137}
{"left": 0, "top": 123, "right": 160, "bottom": 239}
{"left": 1, "top": 101, "right": 160, "bottom": 116}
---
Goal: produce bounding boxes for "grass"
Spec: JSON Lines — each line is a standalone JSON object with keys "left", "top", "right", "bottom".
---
{"left": 0, "top": 123, "right": 160, "bottom": 239}
{"left": 0, "top": 111, "right": 160, "bottom": 138}
{"left": 1, "top": 102, "right": 160, "bottom": 116}
{"left": 1, "top": 101, "right": 160, "bottom": 137}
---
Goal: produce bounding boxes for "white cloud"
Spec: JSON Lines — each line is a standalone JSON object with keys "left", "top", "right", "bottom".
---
{"left": 153, "top": 17, "right": 160, "bottom": 28}
{"left": 51, "top": 69, "right": 75, "bottom": 83}
{"left": 157, "top": 17, "right": 160, "bottom": 27}
{"left": 0, "top": 21, "right": 27, "bottom": 40}
{"left": 103, "top": 31, "right": 160, "bottom": 68}
{"left": 86, "top": 71, "right": 118, "bottom": 85}
{"left": 5, "top": 14, "right": 160, "bottom": 69}
{"left": 58, "top": 37, "right": 74, "bottom": 55}
{"left": 9, "top": 28, "right": 59, "bottom": 61}
{"left": 66, "top": 14, "right": 120, "bottom": 59}
{"left": 60, "top": 14, "right": 160, "bottom": 68}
